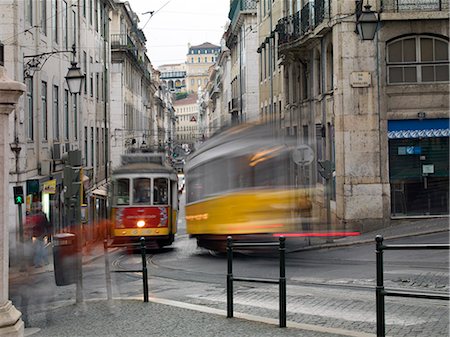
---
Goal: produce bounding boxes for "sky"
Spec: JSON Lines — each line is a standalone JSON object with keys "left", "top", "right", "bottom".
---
{"left": 127, "top": 0, "right": 231, "bottom": 68}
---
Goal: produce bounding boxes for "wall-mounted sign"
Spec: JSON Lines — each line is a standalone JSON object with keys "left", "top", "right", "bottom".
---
{"left": 422, "top": 164, "right": 434, "bottom": 174}
{"left": 350, "top": 72, "right": 371, "bottom": 88}
{"left": 190, "top": 116, "right": 197, "bottom": 122}
{"left": 43, "top": 179, "right": 57, "bottom": 194}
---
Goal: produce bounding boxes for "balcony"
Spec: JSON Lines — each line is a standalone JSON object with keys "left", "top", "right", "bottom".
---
{"left": 381, "top": 0, "right": 448, "bottom": 12}
{"left": 277, "top": 0, "right": 331, "bottom": 49}
{"left": 228, "top": 0, "right": 257, "bottom": 29}
{"left": 111, "top": 34, "right": 138, "bottom": 59}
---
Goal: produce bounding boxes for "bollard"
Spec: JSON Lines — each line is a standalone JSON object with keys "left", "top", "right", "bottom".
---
{"left": 279, "top": 236, "right": 286, "bottom": 328}
{"left": 140, "top": 237, "right": 149, "bottom": 302}
{"left": 226, "top": 236, "right": 233, "bottom": 318}
{"left": 375, "top": 235, "right": 385, "bottom": 337}
{"left": 104, "top": 239, "right": 113, "bottom": 301}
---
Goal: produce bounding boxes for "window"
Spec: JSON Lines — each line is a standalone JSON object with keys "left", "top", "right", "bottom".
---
{"left": 133, "top": 178, "right": 151, "bottom": 204}
{"left": 62, "top": 1, "right": 68, "bottom": 49}
{"left": 52, "top": 0, "right": 58, "bottom": 43}
{"left": 114, "top": 178, "right": 130, "bottom": 205}
{"left": 96, "top": 127, "right": 99, "bottom": 167}
{"left": 42, "top": 81, "right": 48, "bottom": 140}
{"left": 154, "top": 178, "right": 169, "bottom": 205}
{"left": 64, "top": 89, "right": 69, "bottom": 140}
{"left": 40, "top": 0, "right": 47, "bottom": 35}
{"left": 90, "top": 127, "right": 94, "bottom": 166}
{"left": 53, "top": 85, "right": 59, "bottom": 140}
{"left": 84, "top": 127, "right": 88, "bottom": 166}
{"left": 90, "top": 56, "right": 93, "bottom": 97}
{"left": 387, "top": 35, "right": 449, "bottom": 84}
{"left": 25, "top": 0, "right": 33, "bottom": 26}
{"left": 73, "top": 95, "right": 78, "bottom": 140}
{"left": 26, "top": 78, "right": 33, "bottom": 140}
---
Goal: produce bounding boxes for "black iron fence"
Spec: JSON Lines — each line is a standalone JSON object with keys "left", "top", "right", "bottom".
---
{"left": 104, "top": 237, "right": 149, "bottom": 302}
{"left": 381, "top": 0, "right": 448, "bottom": 12}
{"left": 375, "top": 235, "right": 450, "bottom": 337}
{"left": 226, "top": 236, "right": 287, "bottom": 328}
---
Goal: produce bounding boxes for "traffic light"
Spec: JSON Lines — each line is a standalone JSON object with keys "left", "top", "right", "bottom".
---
{"left": 13, "top": 186, "right": 24, "bottom": 205}
{"left": 64, "top": 166, "right": 81, "bottom": 199}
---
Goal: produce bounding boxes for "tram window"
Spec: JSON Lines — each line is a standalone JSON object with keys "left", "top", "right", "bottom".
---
{"left": 133, "top": 178, "right": 151, "bottom": 204}
{"left": 114, "top": 178, "right": 130, "bottom": 205}
{"left": 154, "top": 178, "right": 169, "bottom": 205}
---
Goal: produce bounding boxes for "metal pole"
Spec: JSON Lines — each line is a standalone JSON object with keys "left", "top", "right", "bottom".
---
{"left": 375, "top": 235, "right": 385, "bottom": 337}
{"left": 103, "top": 239, "right": 112, "bottom": 301}
{"left": 279, "top": 236, "right": 286, "bottom": 328}
{"left": 141, "top": 237, "right": 149, "bottom": 302}
{"left": 18, "top": 203, "right": 26, "bottom": 271}
{"left": 227, "top": 236, "right": 233, "bottom": 318}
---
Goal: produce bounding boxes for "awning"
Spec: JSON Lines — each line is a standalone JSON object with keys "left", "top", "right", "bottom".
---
{"left": 388, "top": 119, "right": 450, "bottom": 139}
{"left": 91, "top": 186, "right": 108, "bottom": 197}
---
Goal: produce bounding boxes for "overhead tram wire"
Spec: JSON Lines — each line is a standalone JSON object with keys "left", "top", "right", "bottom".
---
{"left": 141, "top": 0, "right": 173, "bottom": 30}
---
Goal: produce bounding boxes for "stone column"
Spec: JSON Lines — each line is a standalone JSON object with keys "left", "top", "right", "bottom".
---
{"left": 0, "top": 66, "right": 26, "bottom": 337}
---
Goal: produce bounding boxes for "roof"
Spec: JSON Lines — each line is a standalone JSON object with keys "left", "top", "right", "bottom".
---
{"left": 189, "top": 42, "right": 220, "bottom": 50}
{"left": 173, "top": 93, "right": 198, "bottom": 106}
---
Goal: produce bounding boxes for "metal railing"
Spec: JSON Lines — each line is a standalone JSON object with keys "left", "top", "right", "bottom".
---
{"left": 104, "top": 237, "right": 149, "bottom": 302}
{"left": 375, "top": 235, "right": 450, "bottom": 337}
{"left": 226, "top": 236, "right": 287, "bottom": 328}
{"left": 381, "top": 0, "right": 448, "bottom": 12}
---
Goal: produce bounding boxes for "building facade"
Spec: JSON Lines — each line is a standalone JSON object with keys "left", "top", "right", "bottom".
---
{"left": 268, "top": 0, "right": 449, "bottom": 231}
{"left": 110, "top": 2, "right": 157, "bottom": 169}
{"left": 174, "top": 93, "right": 200, "bottom": 148}
{"left": 226, "top": 0, "right": 260, "bottom": 123}
{"left": 185, "top": 42, "right": 221, "bottom": 93}
{"left": 159, "top": 63, "right": 187, "bottom": 94}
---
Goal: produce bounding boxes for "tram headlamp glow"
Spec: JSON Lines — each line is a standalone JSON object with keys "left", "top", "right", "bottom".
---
{"left": 136, "top": 220, "right": 146, "bottom": 228}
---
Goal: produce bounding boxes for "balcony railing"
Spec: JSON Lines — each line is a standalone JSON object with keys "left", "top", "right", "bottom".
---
{"left": 314, "top": 0, "right": 331, "bottom": 27}
{"left": 381, "top": 0, "right": 448, "bottom": 12}
{"left": 111, "top": 34, "right": 138, "bottom": 61}
{"left": 277, "top": 0, "right": 332, "bottom": 49}
{"left": 229, "top": 0, "right": 257, "bottom": 26}
{"left": 300, "top": 3, "right": 311, "bottom": 35}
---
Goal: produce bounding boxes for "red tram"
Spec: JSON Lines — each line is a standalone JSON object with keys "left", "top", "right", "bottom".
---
{"left": 110, "top": 153, "right": 178, "bottom": 248}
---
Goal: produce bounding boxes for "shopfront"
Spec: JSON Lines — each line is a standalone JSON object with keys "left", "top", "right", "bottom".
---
{"left": 388, "top": 119, "right": 449, "bottom": 217}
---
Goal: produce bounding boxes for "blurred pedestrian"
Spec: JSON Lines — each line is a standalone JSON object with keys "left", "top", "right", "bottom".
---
{"left": 31, "top": 207, "right": 51, "bottom": 268}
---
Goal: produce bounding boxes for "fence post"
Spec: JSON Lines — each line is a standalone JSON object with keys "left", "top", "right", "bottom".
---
{"left": 375, "top": 235, "right": 385, "bottom": 337}
{"left": 279, "top": 236, "right": 286, "bottom": 328}
{"left": 104, "top": 239, "right": 113, "bottom": 301}
{"left": 140, "top": 237, "right": 149, "bottom": 303}
{"left": 227, "top": 236, "right": 233, "bottom": 318}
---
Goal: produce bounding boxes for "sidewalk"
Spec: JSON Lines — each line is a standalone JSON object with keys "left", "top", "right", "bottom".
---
{"left": 16, "top": 217, "right": 449, "bottom": 337}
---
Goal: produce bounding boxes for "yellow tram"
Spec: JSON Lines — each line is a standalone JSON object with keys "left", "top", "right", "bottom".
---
{"left": 110, "top": 153, "right": 178, "bottom": 248}
{"left": 184, "top": 123, "right": 317, "bottom": 250}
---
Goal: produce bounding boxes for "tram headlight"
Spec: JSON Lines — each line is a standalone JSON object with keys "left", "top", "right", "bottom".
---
{"left": 136, "top": 220, "right": 146, "bottom": 228}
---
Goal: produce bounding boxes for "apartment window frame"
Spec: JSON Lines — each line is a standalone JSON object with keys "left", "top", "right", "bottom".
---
{"left": 26, "top": 78, "right": 34, "bottom": 141}
{"left": 52, "top": 0, "right": 58, "bottom": 44}
{"left": 387, "top": 35, "right": 449, "bottom": 84}
{"left": 53, "top": 85, "right": 60, "bottom": 141}
{"left": 42, "top": 81, "right": 48, "bottom": 140}
{"left": 40, "top": 0, "right": 47, "bottom": 35}
{"left": 64, "top": 89, "right": 69, "bottom": 140}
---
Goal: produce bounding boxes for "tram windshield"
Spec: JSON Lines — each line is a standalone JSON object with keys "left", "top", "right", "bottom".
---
{"left": 133, "top": 178, "right": 151, "bottom": 204}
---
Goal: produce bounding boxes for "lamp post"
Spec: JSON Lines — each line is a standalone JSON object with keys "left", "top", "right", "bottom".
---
{"left": 0, "top": 41, "right": 26, "bottom": 337}
{"left": 356, "top": 5, "right": 379, "bottom": 41}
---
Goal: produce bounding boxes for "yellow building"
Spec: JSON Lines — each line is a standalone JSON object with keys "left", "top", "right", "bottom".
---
{"left": 186, "top": 42, "right": 221, "bottom": 93}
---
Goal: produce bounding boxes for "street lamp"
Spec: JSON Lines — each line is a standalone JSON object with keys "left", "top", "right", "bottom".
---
{"left": 356, "top": 5, "right": 379, "bottom": 40}
{"left": 65, "top": 45, "right": 84, "bottom": 94}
